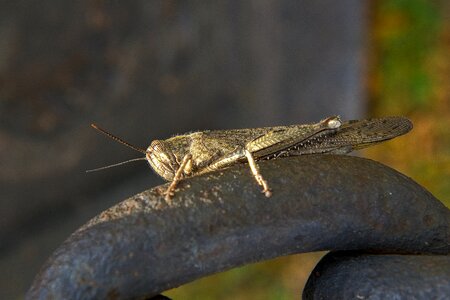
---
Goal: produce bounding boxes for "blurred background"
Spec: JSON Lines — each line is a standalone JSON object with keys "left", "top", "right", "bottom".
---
{"left": 0, "top": 1, "right": 448, "bottom": 299}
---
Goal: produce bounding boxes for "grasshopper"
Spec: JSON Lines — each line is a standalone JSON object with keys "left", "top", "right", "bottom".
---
{"left": 88, "top": 116, "right": 412, "bottom": 201}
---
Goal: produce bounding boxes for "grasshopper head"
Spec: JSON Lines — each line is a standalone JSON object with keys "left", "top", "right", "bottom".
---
{"left": 146, "top": 140, "right": 179, "bottom": 181}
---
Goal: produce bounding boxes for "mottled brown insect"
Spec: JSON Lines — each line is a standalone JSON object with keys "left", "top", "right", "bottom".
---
{"left": 88, "top": 116, "right": 412, "bottom": 201}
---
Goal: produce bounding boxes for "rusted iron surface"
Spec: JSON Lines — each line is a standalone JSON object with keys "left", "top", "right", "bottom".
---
{"left": 26, "top": 155, "right": 450, "bottom": 299}
{"left": 303, "top": 251, "right": 450, "bottom": 299}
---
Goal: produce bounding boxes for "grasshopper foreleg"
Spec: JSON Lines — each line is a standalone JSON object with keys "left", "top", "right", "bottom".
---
{"left": 165, "top": 154, "right": 192, "bottom": 202}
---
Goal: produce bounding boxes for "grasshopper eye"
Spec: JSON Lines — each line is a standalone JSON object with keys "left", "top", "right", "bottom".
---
{"left": 146, "top": 140, "right": 178, "bottom": 181}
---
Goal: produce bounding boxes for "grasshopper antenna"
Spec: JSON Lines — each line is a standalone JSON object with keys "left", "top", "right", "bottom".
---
{"left": 86, "top": 157, "right": 147, "bottom": 173}
{"left": 87, "top": 124, "right": 148, "bottom": 173}
{"left": 90, "top": 124, "right": 146, "bottom": 154}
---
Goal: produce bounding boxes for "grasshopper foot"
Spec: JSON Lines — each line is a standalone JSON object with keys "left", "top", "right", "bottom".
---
{"left": 262, "top": 188, "right": 272, "bottom": 198}
{"left": 164, "top": 187, "right": 175, "bottom": 203}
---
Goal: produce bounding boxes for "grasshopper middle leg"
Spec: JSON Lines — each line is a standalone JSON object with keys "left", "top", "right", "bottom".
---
{"left": 244, "top": 149, "right": 272, "bottom": 197}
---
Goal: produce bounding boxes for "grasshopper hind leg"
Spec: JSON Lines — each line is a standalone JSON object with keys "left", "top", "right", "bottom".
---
{"left": 244, "top": 149, "right": 272, "bottom": 197}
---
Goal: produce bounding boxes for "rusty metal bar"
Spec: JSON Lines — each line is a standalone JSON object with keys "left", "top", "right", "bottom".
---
{"left": 26, "top": 155, "right": 450, "bottom": 299}
{"left": 303, "top": 251, "right": 450, "bottom": 299}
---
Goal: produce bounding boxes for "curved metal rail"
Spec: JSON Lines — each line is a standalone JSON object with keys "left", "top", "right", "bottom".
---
{"left": 27, "top": 155, "right": 450, "bottom": 299}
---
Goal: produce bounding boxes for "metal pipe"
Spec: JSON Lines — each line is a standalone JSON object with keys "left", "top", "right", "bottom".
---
{"left": 27, "top": 155, "right": 450, "bottom": 299}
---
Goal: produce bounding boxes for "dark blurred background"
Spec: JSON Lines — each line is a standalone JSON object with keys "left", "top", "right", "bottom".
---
{"left": 0, "top": 1, "right": 448, "bottom": 299}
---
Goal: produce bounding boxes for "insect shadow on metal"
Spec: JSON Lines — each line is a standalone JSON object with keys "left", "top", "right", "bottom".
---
{"left": 88, "top": 116, "right": 413, "bottom": 203}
